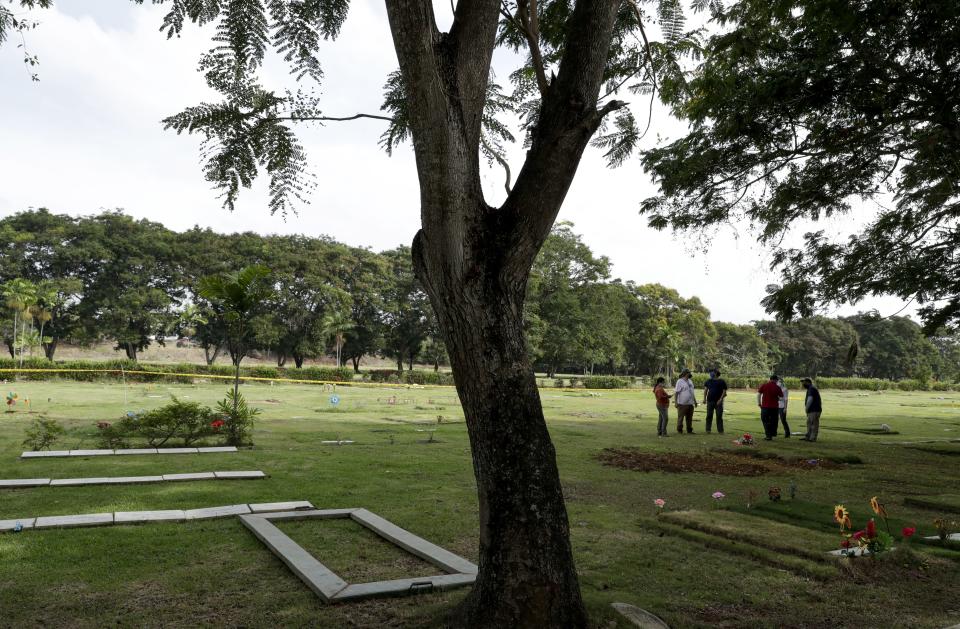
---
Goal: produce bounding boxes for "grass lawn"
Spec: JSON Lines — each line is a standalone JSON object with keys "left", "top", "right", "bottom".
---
{"left": 1, "top": 380, "right": 959, "bottom": 628}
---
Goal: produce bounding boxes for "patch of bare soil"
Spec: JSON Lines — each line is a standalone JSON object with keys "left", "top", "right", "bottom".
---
{"left": 597, "top": 448, "right": 772, "bottom": 476}
{"left": 597, "top": 448, "right": 849, "bottom": 476}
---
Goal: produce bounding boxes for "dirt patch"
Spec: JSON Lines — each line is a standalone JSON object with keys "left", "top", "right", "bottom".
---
{"left": 598, "top": 448, "right": 848, "bottom": 476}
{"left": 597, "top": 448, "right": 772, "bottom": 476}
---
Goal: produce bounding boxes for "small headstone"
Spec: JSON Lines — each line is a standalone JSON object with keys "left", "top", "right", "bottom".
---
{"left": 34, "top": 513, "right": 114, "bottom": 529}
{"left": 185, "top": 504, "right": 252, "bottom": 520}
{"left": 0, "top": 518, "right": 35, "bottom": 532}
{"left": 115, "top": 510, "right": 186, "bottom": 523}
{"left": 162, "top": 472, "right": 217, "bottom": 482}
{"left": 213, "top": 471, "right": 266, "bottom": 480}
{"left": 0, "top": 478, "right": 51, "bottom": 488}
{"left": 611, "top": 602, "right": 670, "bottom": 628}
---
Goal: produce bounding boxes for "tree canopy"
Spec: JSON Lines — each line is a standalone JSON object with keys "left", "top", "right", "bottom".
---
{"left": 639, "top": 0, "right": 960, "bottom": 332}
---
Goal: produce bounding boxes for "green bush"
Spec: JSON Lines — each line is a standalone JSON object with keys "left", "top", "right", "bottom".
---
{"left": 582, "top": 376, "right": 631, "bottom": 389}
{"left": 22, "top": 416, "right": 65, "bottom": 451}
{"left": 111, "top": 397, "right": 219, "bottom": 447}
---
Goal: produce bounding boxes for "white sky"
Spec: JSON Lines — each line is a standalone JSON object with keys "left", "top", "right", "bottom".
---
{"left": 0, "top": 0, "right": 913, "bottom": 324}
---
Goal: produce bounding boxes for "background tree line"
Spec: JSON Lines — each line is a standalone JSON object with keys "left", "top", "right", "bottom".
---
{"left": 2, "top": 210, "right": 957, "bottom": 382}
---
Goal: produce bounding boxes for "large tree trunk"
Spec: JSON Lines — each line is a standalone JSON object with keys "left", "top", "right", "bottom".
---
{"left": 43, "top": 337, "right": 58, "bottom": 361}
{"left": 204, "top": 343, "right": 222, "bottom": 365}
{"left": 276, "top": 352, "right": 287, "bottom": 367}
{"left": 384, "top": 1, "right": 621, "bottom": 625}
{"left": 124, "top": 343, "right": 137, "bottom": 361}
{"left": 293, "top": 352, "right": 305, "bottom": 369}
{"left": 351, "top": 355, "right": 360, "bottom": 373}
{"left": 5, "top": 341, "right": 13, "bottom": 359}
{"left": 416, "top": 237, "right": 587, "bottom": 627}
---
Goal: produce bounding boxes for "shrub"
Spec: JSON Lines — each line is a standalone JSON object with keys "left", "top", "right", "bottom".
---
{"left": 22, "top": 416, "right": 65, "bottom": 451}
{"left": 115, "top": 397, "right": 218, "bottom": 447}
{"left": 95, "top": 421, "right": 129, "bottom": 449}
{"left": 582, "top": 376, "right": 631, "bottom": 389}
{"left": 216, "top": 390, "right": 260, "bottom": 446}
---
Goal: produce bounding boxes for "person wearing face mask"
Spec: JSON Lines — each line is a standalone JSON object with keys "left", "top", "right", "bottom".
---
{"left": 799, "top": 377, "right": 822, "bottom": 442}
{"left": 674, "top": 369, "right": 697, "bottom": 434}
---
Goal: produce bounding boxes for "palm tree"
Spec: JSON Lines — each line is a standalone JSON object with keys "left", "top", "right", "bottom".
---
{"left": 198, "top": 265, "right": 273, "bottom": 410}
{"left": 2, "top": 279, "right": 37, "bottom": 368}
{"left": 321, "top": 310, "right": 354, "bottom": 369}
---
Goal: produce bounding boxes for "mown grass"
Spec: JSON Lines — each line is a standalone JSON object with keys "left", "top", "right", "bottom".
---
{"left": 0, "top": 381, "right": 959, "bottom": 627}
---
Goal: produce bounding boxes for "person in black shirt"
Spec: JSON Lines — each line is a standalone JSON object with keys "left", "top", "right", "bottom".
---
{"left": 799, "top": 378, "right": 822, "bottom": 441}
{"left": 702, "top": 369, "right": 728, "bottom": 434}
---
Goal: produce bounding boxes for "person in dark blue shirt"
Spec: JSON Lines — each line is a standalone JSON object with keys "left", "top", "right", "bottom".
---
{"left": 799, "top": 377, "right": 822, "bottom": 441}
{"left": 702, "top": 369, "right": 728, "bottom": 434}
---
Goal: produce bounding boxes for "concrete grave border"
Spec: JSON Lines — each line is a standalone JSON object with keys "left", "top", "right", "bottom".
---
{"left": 20, "top": 446, "right": 238, "bottom": 459}
{"left": 239, "top": 508, "right": 477, "bottom": 602}
{"left": 0, "top": 470, "right": 265, "bottom": 489}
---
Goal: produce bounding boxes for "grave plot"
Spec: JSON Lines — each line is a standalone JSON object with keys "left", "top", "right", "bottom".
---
{"left": 239, "top": 508, "right": 477, "bottom": 602}
{"left": 648, "top": 509, "right": 839, "bottom": 580}
{"left": 904, "top": 494, "right": 960, "bottom": 514}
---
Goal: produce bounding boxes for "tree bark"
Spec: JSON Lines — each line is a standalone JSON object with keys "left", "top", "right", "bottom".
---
{"left": 351, "top": 356, "right": 360, "bottom": 373}
{"left": 124, "top": 343, "right": 137, "bottom": 362}
{"left": 5, "top": 341, "right": 13, "bottom": 359}
{"left": 383, "top": 1, "right": 623, "bottom": 625}
{"left": 276, "top": 352, "right": 287, "bottom": 367}
{"left": 293, "top": 352, "right": 305, "bottom": 369}
{"left": 415, "top": 233, "right": 587, "bottom": 628}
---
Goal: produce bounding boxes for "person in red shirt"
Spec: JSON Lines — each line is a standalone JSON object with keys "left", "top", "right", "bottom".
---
{"left": 653, "top": 377, "right": 673, "bottom": 437}
{"left": 757, "top": 374, "right": 784, "bottom": 440}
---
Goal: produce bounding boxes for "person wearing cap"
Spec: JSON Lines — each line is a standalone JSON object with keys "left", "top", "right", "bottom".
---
{"left": 776, "top": 376, "right": 791, "bottom": 438}
{"left": 702, "top": 369, "right": 728, "bottom": 434}
{"left": 674, "top": 369, "right": 697, "bottom": 434}
{"left": 757, "top": 374, "right": 784, "bottom": 440}
{"left": 800, "top": 377, "right": 822, "bottom": 441}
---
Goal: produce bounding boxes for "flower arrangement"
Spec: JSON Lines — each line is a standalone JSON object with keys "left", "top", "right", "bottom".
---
{"left": 768, "top": 487, "right": 781, "bottom": 502}
{"left": 712, "top": 491, "right": 725, "bottom": 508}
{"left": 934, "top": 518, "right": 957, "bottom": 542}
{"left": 733, "top": 433, "right": 754, "bottom": 446}
{"left": 834, "top": 500, "right": 895, "bottom": 556}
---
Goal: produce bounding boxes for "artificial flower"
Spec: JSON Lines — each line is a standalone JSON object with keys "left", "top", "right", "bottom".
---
{"left": 870, "top": 496, "right": 888, "bottom": 518}
{"left": 712, "top": 491, "right": 725, "bottom": 500}
{"left": 840, "top": 539, "right": 851, "bottom": 548}
{"left": 866, "top": 518, "right": 877, "bottom": 538}
{"left": 834, "top": 505, "right": 849, "bottom": 525}
{"left": 852, "top": 530, "right": 865, "bottom": 541}
{"left": 654, "top": 499, "right": 665, "bottom": 508}
{"left": 901, "top": 526, "right": 916, "bottom": 538}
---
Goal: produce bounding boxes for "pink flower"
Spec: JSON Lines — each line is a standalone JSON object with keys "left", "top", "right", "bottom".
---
{"left": 852, "top": 530, "right": 865, "bottom": 541}
{"left": 712, "top": 491, "right": 725, "bottom": 500}
{"left": 654, "top": 499, "right": 665, "bottom": 508}
{"left": 902, "top": 526, "right": 916, "bottom": 538}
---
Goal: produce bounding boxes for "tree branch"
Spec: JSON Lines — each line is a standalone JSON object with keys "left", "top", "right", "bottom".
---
{"left": 498, "top": 0, "right": 624, "bottom": 278}
{"left": 450, "top": 0, "right": 502, "bottom": 138}
{"left": 481, "top": 136, "right": 513, "bottom": 195}
{"left": 517, "top": 0, "right": 549, "bottom": 97}
{"left": 279, "top": 112, "right": 395, "bottom": 123}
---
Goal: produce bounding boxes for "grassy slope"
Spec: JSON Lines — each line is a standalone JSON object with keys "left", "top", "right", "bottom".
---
{"left": 0, "top": 382, "right": 958, "bottom": 628}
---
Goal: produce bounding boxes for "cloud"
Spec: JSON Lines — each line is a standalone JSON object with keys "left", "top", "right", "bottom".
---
{"left": 0, "top": 1, "right": 914, "bottom": 324}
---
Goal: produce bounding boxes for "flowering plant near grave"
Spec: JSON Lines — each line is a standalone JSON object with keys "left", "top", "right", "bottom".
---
{"left": 653, "top": 498, "right": 665, "bottom": 515}
{"left": 733, "top": 433, "right": 754, "bottom": 446}
{"left": 833, "top": 502, "right": 893, "bottom": 556}
{"left": 712, "top": 491, "right": 725, "bottom": 508}
{"left": 934, "top": 518, "right": 957, "bottom": 542}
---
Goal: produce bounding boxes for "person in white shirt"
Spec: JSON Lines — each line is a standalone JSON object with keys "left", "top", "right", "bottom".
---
{"left": 674, "top": 368, "right": 697, "bottom": 434}
{"left": 777, "top": 376, "right": 791, "bottom": 438}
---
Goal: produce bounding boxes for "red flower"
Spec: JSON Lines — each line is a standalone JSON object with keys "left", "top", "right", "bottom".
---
{"left": 840, "top": 539, "right": 851, "bottom": 548}
{"left": 902, "top": 526, "right": 916, "bottom": 538}
{"left": 866, "top": 519, "right": 877, "bottom": 539}
{"left": 211, "top": 419, "right": 225, "bottom": 429}
{"left": 852, "top": 530, "right": 865, "bottom": 540}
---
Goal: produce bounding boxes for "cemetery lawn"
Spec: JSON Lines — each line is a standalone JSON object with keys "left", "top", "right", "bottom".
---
{"left": 1, "top": 381, "right": 959, "bottom": 628}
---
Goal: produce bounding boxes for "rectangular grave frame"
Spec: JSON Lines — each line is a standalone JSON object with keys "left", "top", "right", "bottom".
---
{"left": 239, "top": 508, "right": 477, "bottom": 603}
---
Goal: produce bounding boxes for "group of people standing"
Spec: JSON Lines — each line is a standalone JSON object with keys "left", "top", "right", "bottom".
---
{"left": 652, "top": 370, "right": 823, "bottom": 441}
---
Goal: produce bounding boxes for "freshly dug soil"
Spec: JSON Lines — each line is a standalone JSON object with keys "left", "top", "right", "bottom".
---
{"left": 597, "top": 448, "right": 848, "bottom": 476}
{"left": 597, "top": 449, "right": 772, "bottom": 476}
